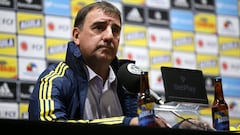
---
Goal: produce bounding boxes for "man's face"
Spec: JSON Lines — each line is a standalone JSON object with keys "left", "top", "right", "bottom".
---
{"left": 76, "top": 8, "right": 121, "bottom": 66}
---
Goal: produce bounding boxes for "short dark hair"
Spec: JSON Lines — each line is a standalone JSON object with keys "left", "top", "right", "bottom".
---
{"left": 74, "top": 1, "right": 121, "bottom": 29}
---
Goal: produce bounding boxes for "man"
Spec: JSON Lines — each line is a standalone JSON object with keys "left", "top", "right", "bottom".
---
{"left": 28, "top": 1, "right": 212, "bottom": 130}
{"left": 29, "top": 1, "right": 140, "bottom": 125}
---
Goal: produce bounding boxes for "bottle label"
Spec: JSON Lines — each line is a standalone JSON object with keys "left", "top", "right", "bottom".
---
{"left": 213, "top": 110, "right": 229, "bottom": 130}
{"left": 138, "top": 102, "right": 156, "bottom": 126}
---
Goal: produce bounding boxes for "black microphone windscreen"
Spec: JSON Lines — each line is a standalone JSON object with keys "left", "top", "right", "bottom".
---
{"left": 117, "top": 63, "right": 142, "bottom": 94}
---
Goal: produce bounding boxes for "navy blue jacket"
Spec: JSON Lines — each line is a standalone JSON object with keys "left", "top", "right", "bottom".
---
{"left": 28, "top": 41, "right": 138, "bottom": 125}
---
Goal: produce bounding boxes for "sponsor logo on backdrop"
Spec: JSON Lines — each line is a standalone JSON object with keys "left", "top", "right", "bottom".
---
{"left": 172, "top": 31, "right": 194, "bottom": 52}
{"left": 195, "top": 33, "right": 218, "bottom": 54}
{"left": 199, "top": 59, "right": 217, "bottom": 69}
{"left": 148, "top": 27, "right": 172, "bottom": 50}
{"left": 17, "top": 0, "right": 43, "bottom": 11}
{"left": 0, "top": 56, "right": 17, "bottom": 79}
{"left": 20, "top": 82, "right": 34, "bottom": 101}
{"left": 199, "top": 60, "right": 217, "bottom": 69}
{"left": 0, "top": 33, "right": 17, "bottom": 56}
{"left": 125, "top": 31, "right": 145, "bottom": 42}
{"left": 197, "top": 54, "right": 219, "bottom": 76}
{"left": 45, "top": 15, "right": 71, "bottom": 39}
{"left": 46, "top": 38, "right": 68, "bottom": 61}
{"left": 123, "top": 24, "right": 146, "bottom": 46}
{"left": 0, "top": 37, "right": 14, "bottom": 48}
{"left": 171, "top": 0, "right": 192, "bottom": 10}
{"left": 217, "top": 15, "right": 239, "bottom": 37}
{"left": 18, "top": 35, "right": 45, "bottom": 58}
{"left": 48, "top": 44, "right": 67, "bottom": 55}
{"left": 0, "top": 10, "right": 16, "bottom": 33}
{"left": 0, "top": 81, "right": 16, "bottom": 100}
{"left": 219, "top": 36, "right": 240, "bottom": 57}
{"left": 170, "top": 9, "right": 193, "bottom": 31}
{"left": 123, "top": 4, "right": 145, "bottom": 24}
{"left": 220, "top": 56, "right": 240, "bottom": 78}
{"left": 149, "top": 49, "right": 172, "bottom": 69}
{"left": 194, "top": 13, "right": 216, "bottom": 34}
{"left": 216, "top": 0, "right": 238, "bottom": 16}
{"left": 0, "top": 102, "right": 18, "bottom": 119}
{"left": 147, "top": 9, "right": 169, "bottom": 27}
{"left": 173, "top": 51, "right": 196, "bottom": 69}
{"left": 19, "top": 19, "right": 41, "bottom": 29}
{"left": 18, "top": 58, "right": 46, "bottom": 81}
{"left": 44, "top": 0, "right": 70, "bottom": 16}
{"left": 174, "top": 37, "right": 193, "bottom": 46}
{"left": 151, "top": 55, "right": 171, "bottom": 65}
{"left": 221, "top": 42, "right": 238, "bottom": 51}
{"left": 145, "top": 0, "right": 170, "bottom": 9}
{"left": 0, "top": 0, "right": 14, "bottom": 8}
{"left": 17, "top": 12, "right": 44, "bottom": 36}
{"left": 193, "top": 0, "right": 215, "bottom": 11}
{"left": 123, "top": 46, "right": 149, "bottom": 69}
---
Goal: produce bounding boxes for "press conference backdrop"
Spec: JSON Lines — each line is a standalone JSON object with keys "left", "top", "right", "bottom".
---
{"left": 0, "top": 0, "right": 240, "bottom": 127}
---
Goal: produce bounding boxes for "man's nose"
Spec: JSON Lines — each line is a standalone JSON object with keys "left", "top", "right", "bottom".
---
{"left": 103, "top": 26, "right": 114, "bottom": 40}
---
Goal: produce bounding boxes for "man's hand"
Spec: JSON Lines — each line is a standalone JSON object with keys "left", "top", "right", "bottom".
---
{"left": 178, "top": 118, "right": 216, "bottom": 131}
{"left": 129, "top": 117, "right": 139, "bottom": 125}
{"left": 154, "top": 116, "right": 171, "bottom": 128}
{"left": 130, "top": 116, "right": 215, "bottom": 131}
{"left": 129, "top": 116, "right": 170, "bottom": 127}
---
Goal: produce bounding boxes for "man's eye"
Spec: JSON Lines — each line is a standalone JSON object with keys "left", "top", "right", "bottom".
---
{"left": 112, "top": 28, "right": 120, "bottom": 35}
{"left": 94, "top": 25, "right": 104, "bottom": 31}
{"left": 112, "top": 27, "right": 120, "bottom": 36}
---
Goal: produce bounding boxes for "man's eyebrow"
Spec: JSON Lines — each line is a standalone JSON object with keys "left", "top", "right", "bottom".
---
{"left": 93, "top": 21, "right": 106, "bottom": 25}
{"left": 112, "top": 23, "right": 121, "bottom": 30}
{"left": 91, "top": 21, "right": 121, "bottom": 28}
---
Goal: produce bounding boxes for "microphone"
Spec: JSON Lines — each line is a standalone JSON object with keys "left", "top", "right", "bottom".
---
{"left": 117, "top": 62, "right": 141, "bottom": 94}
{"left": 117, "top": 62, "right": 164, "bottom": 105}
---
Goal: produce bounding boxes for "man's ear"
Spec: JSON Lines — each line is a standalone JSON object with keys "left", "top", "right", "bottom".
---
{"left": 72, "top": 28, "right": 80, "bottom": 45}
